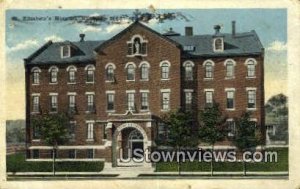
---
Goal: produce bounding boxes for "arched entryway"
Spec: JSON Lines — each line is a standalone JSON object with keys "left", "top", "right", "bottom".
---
{"left": 112, "top": 123, "right": 149, "bottom": 167}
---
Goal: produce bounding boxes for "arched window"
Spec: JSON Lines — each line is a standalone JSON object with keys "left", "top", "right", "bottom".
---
{"left": 31, "top": 67, "right": 41, "bottom": 84}
{"left": 245, "top": 59, "right": 257, "bottom": 77}
{"left": 203, "top": 60, "right": 214, "bottom": 79}
{"left": 214, "top": 38, "right": 223, "bottom": 51}
{"left": 224, "top": 59, "right": 236, "bottom": 78}
{"left": 106, "top": 65, "right": 114, "bottom": 81}
{"left": 126, "top": 63, "right": 135, "bottom": 81}
{"left": 67, "top": 66, "right": 77, "bottom": 83}
{"left": 127, "top": 35, "right": 147, "bottom": 56}
{"left": 85, "top": 65, "right": 95, "bottom": 83}
{"left": 49, "top": 66, "right": 58, "bottom": 83}
{"left": 183, "top": 61, "right": 194, "bottom": 81}
{"left": 140, "top": 62, "right": 150, "bottom": 80}
{"left": 160, "top": 61, "right": 170, "bottom": 79}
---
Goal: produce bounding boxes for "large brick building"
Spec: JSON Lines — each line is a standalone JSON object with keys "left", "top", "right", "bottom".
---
{"left": 24, "top": 21, "right": 265, "bottom": 167}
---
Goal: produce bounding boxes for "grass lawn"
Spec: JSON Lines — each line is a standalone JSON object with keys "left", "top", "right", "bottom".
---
{"left": 7, "top": 153, "right": 104, "bottom": 173}
{"left": 156, "top": 148, "right": 288, "bottom": 172}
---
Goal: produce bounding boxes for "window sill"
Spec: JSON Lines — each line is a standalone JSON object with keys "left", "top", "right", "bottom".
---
{"left": 85, "top": 111, "right": 96, "bottom": 114}
{"left": 161, "top": 109, "right": 170, "bottom": 112}
{"left": 86, "top": 82, "right": 95, "bottom": 84}
{"left": 32, "top": 83, "right": 40, "bottom": 86}
{"left": 226, "top": 108, "right": 235, "bottom": 111}
{"left": 86, "top": 139, "right": 94, "bottom": 142}
{"left": 161, "top": 78, "right": 170, "bottom": 81}
{"left": 204, "top": 78, "right": 213, "bottom": 81}
{"left": 126, "top": 54, "right": 147, "bottom": 58}
{"left": 140, "top": 109, "right": 149, "bottom": 112}
{"left": 140, "top": 79, "right": 149, "bottom": 81}
{"left": 126, "top": 80, "right": 135, "bottom": 82}
{"left": 49, "top": 82, "right": 58, "bottom": 85}
{"left": 246, "top": 76, "right": 256, "bottom": 79}
{"left": 105, "top": 80, "right": 115, "bottom": 83}
{"left": 247, "top": 108, "right": 257, "bottom": 111}
{"left": 225, "top": 77, "right": 235, "bottom": 80}
{"left": 106, "top": 110, "right": 115, "bottom": 113}
{"left": 67, "top": 82, "right": 76, "bottom": 85}
{"left": 32, "top": 139, "right": 41, "bottom": 142}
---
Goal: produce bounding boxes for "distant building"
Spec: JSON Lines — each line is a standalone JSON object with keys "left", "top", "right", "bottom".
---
{"left": 24, "top": 21, "right": 265, "bottom": 167}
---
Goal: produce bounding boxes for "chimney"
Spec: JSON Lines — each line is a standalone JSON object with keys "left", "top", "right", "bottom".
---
{"left": 79, "top": 33, "right": 85, "bottom": 42}
{"left": 232, "top": 21, "right": 236, "bottom": 36}
{"left": 185, "top": 27, "right": 193, "bottom": 36}
{"left": 214, "top": 25, "right": 221, "bottom": 34}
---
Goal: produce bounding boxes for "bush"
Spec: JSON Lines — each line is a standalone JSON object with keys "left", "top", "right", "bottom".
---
{"left": 7, "top": 153, "right": 104, "bottom": 172}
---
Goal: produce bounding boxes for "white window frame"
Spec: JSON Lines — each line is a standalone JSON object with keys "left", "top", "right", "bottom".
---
{"left": 126, "top": 92, "right": 135, "bottom": 111}
{"left": 246, "top": 87, "right": 257, "bottom": 110}
{"left": 161, "top": 89, "right": 171, "bottom": 111}
{"left": 125, "top": 62, "right": 136, "bottom": 81}
{"left": 126, "top": 34, "right": 148, "bottom": 57}
{"left": 85, "top": 65, "right": 95, "bottom": 84}
{"left": 183, "top": 61, "right": 194, "bottom": 81}
{"left": 48, "top": 66, "right": 59, "bottom": 84}
{"left": 225, "top": 88, "right": 235, "bottom": 110}
{"left": 213, "top": 37, "right": 224, "bottom": 52}
{"left": 67, "top": 65, "right": 77, "bottom": 84}
{"left": 245, "top": 58, "right": 257, "bottom": 78}
{"left": 86, "top": 93, "right": 95, "bottom": 113}
{"left": 140, "top": 91, "right": 149, "bottom": 111}
{"left": 49, "top": 93, "right": 58, "bottom": 113}
{"left": 139, "top": 61, "right": 150, "bottom": 81}
{"left": 224, "top": 59, "right": 236, "bottom": 79}
{"left": 226, "top": 118, "right": 236, "bottom": 137}
{"left": 105, "top": 63, "right": 116, "bottom": 82}
{"left": 31, "top": 67, "right": 41, "bottom": 85}
{"left": 31, "top": 93, "right": 40, "bottom": 114}
{"left": 61, "top": 45, "right": 71, "bottom": 58}
{"left": 203, "top": 60, "right": 215, "bottom": 80}
{"left": 204, "top": 89, "right": 214, "bottom": 107}
{"left": 160, "top": 61, "right": 171, "bottom": 80}
{"left": 106, "top": 91, "right": 115, "bottom": 112}
{"left": 184, "top": 89, "right": 193, "bottom": 111}
{"left": 86, "top": 121, "right": 95, "bottom": 141}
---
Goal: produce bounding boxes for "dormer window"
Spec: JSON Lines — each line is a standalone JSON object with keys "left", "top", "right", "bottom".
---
{"left": 214, "top": 38, "right": 224, "bottom": 52}
{"left": 127, "top": 35, "right": 147, "bottom": 56}
{"left": 61, "top": 45, "right": 71, "bottom": 58}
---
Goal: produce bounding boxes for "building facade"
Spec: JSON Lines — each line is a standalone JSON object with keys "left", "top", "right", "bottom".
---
{"left": 24, "top": 21, "right": 265, "bottom": 166}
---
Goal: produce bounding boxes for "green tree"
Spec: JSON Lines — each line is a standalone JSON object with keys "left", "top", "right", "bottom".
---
{"left": 233, "top": 112, "right": 261, "bottom": 176}
{"left": 31, "top": 113, "right": 69, "bottom": 175}
{"left": 162, "top": 109, "right": 198, "bottom": 175}
{"left": 198, "top": 103, "right": 227, "bottom": 176}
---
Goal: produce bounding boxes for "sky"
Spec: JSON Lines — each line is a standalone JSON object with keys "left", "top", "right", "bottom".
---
{"left": 5, "top": 9, "right": 287, "bottom": 120}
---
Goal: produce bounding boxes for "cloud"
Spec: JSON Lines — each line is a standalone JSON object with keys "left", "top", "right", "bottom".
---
{"left": 89, "top": 13, "right": 101, "bottom": 17}
{"left": 266, "top": 40, "right": 287, "bottom": 51}
{"left": 105, "top": 23, "right": 130, "bottom": 34}
{"left": 6, "top": 39, "right": 39, "bottom": 53}
{"left": 44, "top": 35, "right": 64, "bottom": 42}
{"left": 81, "top": 26, "right": 102, "bottom": 33}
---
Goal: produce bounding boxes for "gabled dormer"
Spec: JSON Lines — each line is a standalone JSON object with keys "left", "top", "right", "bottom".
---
{"left": 212, "top": 25, "right": 224, "bottom": 52}
{"left": 61, "top": 45, "right": 71, "bottom": 58}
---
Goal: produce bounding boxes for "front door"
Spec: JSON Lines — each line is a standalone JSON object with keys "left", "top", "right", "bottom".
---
{"left": 131, "top": 141, "right": 144, "bottom": 158}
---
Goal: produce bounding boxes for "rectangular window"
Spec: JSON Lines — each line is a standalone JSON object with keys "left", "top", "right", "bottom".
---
{"left": 205, "top": 65, "right": 213, "bottom": 78}
{"left": 87, "top": 149, "right": 94, "bottom": 159}
{"left": 61, "top": 46, "right": 70, "bottom": 58}
{"left": 247, "top": 90, "right": 256, "bottom": 109}
{"left": 32, "top": 96, "right": 39, "bottom": 113}
{"left": 87, "top": 122, "right": 94, "bottom": 140}
{"left": 161, "top": 92, "right": 170, "bottom": 110}
{"left": 227, "top": 120, "right": 236, "bottom": 137}
{"left": 226, "top": 64, "right": 234, "bottom": 77}
{"left": 205, "top": 91, "right": 213, "bottom": 107}
{"left": 69, "top": 71, "right": 76, "bottom": 83}
{"left": 161, "top": 65, "right": 169, "bottom": 79}
{"left": 226, "top": 91, "right": 235, "bottom": 109}
{"left": 87, "top": 94, "right": 95, "bottom": 112}
{"left": 68, "top": 95, "right": 76, "bottom": 112}
{"left": 68, "top": 150, "right": 76, "bottom": 159}
{"left": 247, "top": 64, "right": 255, "bottom": 77}
{"left": 107, "top": 93, "right": 115, "bottom": 111}
{"left": 86, "top": 70, "right": 94, "bottom": 83}
{"left": 33, "top": 72, "right": 39, "bottom": 84}
{"left": 69, "top": 121, "right": 76, "bottom": 140}
{"left": 50, "top": 95, "right": 58, "bottom": 112}
{"left": 127, "top": 93, "right": 135, "bottom": 110}
{"left": 33, "top": 124, "right": 40, "bottom": 139}
{"left": 103, "top": 124, "right": 107, "bottom": 140}
{"left": 185, "top": 92, "right": 192, "bottom": 111}
{"left": 33, "top": 149, "right": 39, "bottom": 159}
{"left": 141, "top": 92, "right": 149, "bottom": 110}
{"left": 158, "top": 122, "right": 169, "bottom": 140}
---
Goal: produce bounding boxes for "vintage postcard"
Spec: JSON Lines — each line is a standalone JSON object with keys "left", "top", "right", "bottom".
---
{"left": 1, "top": 0, "right": 300, "bottom": 189}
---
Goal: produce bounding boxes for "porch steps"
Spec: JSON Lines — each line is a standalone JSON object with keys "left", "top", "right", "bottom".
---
{"left": 102, "top": 165, "right": 155, "bottom": 178}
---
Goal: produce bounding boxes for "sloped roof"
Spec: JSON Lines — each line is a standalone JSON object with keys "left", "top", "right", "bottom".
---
{"left": 168, "top": 31, "right": 264, "bottom": 57}
{"left": 25, "top": 22, "right": 263, "bottom": 65}
{"left": 25, "top": 40, "right": 103, "bottom": 65}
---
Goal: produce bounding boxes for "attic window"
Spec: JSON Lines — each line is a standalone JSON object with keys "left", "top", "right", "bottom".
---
{"left": 183, "top": 45, "right": 195, "bottom": 51}
{"left": 61, "top": 45, "right": 71, "bottom": 58}
{"left": 213, "top": 38, "right": 224, "bottom": 52}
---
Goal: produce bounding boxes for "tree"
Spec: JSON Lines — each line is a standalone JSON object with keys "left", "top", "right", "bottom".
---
{"left": 265, "top": 93, "right": 288, "bottom": 143}
{"left": 161, "top": 109, "right": 198, "bottom": 175}
{"left": 233, "top": 112, "right": 261, "bottom": 176}
{"left": 198, "top": 103, "right": 227, "bottom": 176}
{"left": 31, "top": 113, "right": 69, "bottom": 176}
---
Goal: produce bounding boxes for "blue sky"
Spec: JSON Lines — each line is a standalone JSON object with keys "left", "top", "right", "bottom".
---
{"left": 5, "top": 9, "right": 287, "bottom": 120}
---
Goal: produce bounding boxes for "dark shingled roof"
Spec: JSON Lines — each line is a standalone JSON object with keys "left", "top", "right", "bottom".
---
{"left": 25, "top": 23, "right": 263, "bottom": 65}
{"left": 25, "top": 40, "right": 104, "bottom": 65}
{"left": 168, "top": 31, "right": 264, "bottom": 57}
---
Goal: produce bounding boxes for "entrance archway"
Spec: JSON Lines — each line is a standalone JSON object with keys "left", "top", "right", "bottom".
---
{"left": 112, "top": 123, "right": 149, "bottom": 167}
